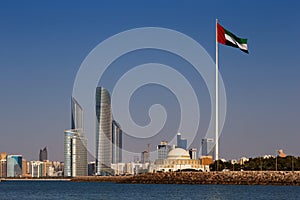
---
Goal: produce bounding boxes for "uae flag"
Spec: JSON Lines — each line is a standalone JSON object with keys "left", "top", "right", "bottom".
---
{"left": 217, "top": 23, "right": 248, "bottom": 53}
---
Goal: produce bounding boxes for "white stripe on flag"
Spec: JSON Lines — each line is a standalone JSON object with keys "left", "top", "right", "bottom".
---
{"left": 225, "top": 34, "right": 248, "bottom": 51}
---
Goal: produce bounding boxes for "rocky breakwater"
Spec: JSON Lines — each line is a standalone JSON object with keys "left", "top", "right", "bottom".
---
{"left": 119, "top": 171, "right": 300, "bottom": 185}
{"left": 71, "top": 176, "right": 131, "bottom": 182}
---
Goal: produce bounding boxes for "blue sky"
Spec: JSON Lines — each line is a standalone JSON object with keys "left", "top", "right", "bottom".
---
{"left": 0, "top": 0, "right": 299, "bottom": 161}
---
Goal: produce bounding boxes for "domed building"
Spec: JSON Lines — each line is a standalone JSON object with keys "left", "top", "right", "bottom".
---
{"left": 167, "top": 148, "right": 191, "bottom": 160}
{"left": 154, "top": 148, "right": 203, "bottom": 172}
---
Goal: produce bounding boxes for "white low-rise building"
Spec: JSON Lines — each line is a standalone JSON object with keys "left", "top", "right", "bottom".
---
{"left": 153, "top": 148, "right": 205, "bottom": 172}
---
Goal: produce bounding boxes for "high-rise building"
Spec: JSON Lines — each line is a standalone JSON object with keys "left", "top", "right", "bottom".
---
{"left": 22, "top": 159, "right": 27, "bottom": 177}
{"left": 0, "top": 152, "right": 7, "bottom": 178}
{"left": 71, "top": 97, "right": 84, "bottom": 131}
{"left": 64, "top": 129, "right": 88, "bottom": 177}
{"left": 43, "top": 160, "right": 54, "bottom": 177}
{"left": 201, "top": 138, "right": 215, "bottom": 159}
{"left": 95, "top": 87, "right": 112, "bottom": 174}
{"left": 157, "top": 141, "right": 172, "bottom": 160}
{"left": 112, "top": 120, "right": 122, "bottom": 164}
{"left": 30, "top": 161, "right": 44, "bottom": 178}
{"left": 141, "top": 151, "right": 150, "bottom": 164}
{"left": 64, "top": 97, "right": 87, "bottom": 177}
{"left": 6, "top": 155, "right": 22, "bottom": 177}
{"left": 177, "top": 133, "right": 187, "bottom": 150}
{"left": 0, "top": 160, "right": 6, "bottom": 178}
{"left": 64, "top": 130, "right": 73, "bottom": 177}
{"left": 141, "top": 144, "right": 150, "bottom": 164}
{"left": 39, "top": 147, "right": 48, "bottom": 161}
{"left": 189, "top": 148, "right": 197, "bottom": 160}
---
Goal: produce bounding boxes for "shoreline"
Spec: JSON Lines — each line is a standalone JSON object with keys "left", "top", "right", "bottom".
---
{"left": 72, "top": 171, "right": 300, "bottom": 186}
{"left": 1, "top": 178, "right": 71, "bottom": 182}
{"left": 2, "top": 171, "right": 300, "bottom": 186}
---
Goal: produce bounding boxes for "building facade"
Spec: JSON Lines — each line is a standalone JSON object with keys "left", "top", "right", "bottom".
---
{"left": 71, "top": 97, "right": 84, "bottom": 131}
{"left": 64, "top": 97, "right": 87, "bottom": 177}
{"left": 64, "top": 129, "right": 88, "bottom": 177}
{"left": 201, "top": 138, "right": 215, "bottom": 159}
{"left": 177, "top": 133, "right": 187, "bottom": 150}
{"left": 112, "top": 120, "right": 122, "bottom": 164}
{"left": 189, "top": 148, "right": 197, "bottom": 160}
{"left": 0, "top": 152, "right": 7, "bottom": 178}
{"left": 6, "top": 155, "right": 22, "bottom": 177}
{"left": 141, "top": 151, "right": 150, "bottom": 164}
{"left": 31, "top": 161, "right": 44, "bottom": 177}
{"left": 154, "top": 148, "right": 203, "bottom": 172}
{"left": 39, "top": 147, "right": 48, "bottom": 161}
{"left": 157, "top": 141, "right": 172, "bottom": 160}
{"left": 95, "top": 87, "right": 112, "bottom": 174}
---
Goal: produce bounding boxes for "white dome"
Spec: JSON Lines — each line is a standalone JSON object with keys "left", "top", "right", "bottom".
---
{"left": 167, "top": 148, "right": 190, "bottom": 160}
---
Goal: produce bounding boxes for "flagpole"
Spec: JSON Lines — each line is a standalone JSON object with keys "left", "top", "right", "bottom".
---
{"left": 215, "top": 18, "right": 219, "bottom": 162}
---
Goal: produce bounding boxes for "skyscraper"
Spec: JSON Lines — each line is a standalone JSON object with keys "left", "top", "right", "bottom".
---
{"left": 64, "top": 129, "right": 88, "bottom": 177}
{"left": 201, "top": 138, "right": 215, "bottom": 159}
{"left": 64, "top": 97, "right": 87, "bottom": 177}
{"left": 71, "top": 97, "right": 84, "bottom": 131}
{"left": 112, "top": 120, "right": 122, "bottom": 164}
{"left": 6, "top": 155, "right": 22, "bottom": 177}
{"left": 39, "top": 147, "right": 48, "bottom": 161}
{"left": 64, "top": 130, "right": 73, "bottom": 177}
{"left": 177, "top": 133, "right": 187, "bottom": 150}
{"left": 157, "top": 141, "right": 172, "bottom": 160}
{"left": 141, "top": 144, "right": 150, "bottom": 164}
{"left": 95, "top": 87, "right": 112, "bottom": 174}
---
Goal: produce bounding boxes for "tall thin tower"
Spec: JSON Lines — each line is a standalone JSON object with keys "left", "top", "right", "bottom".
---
{"left": 64, "top": 97, "right": 87, "bottom": 177}
{"left": 95, "top": 87, "right": 112, "bottom": 174}
{"left": 112, "top": 120, "right": 122, "bottom": 164}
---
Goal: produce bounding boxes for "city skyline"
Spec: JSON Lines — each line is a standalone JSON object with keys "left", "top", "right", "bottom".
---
{"left": 0, "top": 1, "right": 300, "bottom": 161}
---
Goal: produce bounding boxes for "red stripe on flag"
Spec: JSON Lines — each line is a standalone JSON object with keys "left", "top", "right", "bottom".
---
{"left": 217, "top": 23, "right": 226, "bottom": 44}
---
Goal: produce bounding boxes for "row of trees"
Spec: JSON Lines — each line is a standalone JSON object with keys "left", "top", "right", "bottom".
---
{"left": 210, "top": 156, "right": 300, "bottom": 171}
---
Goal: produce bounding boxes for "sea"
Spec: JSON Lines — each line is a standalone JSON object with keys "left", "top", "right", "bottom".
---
{"left": 0, "top": 181, "right": 299, "bottom": 200}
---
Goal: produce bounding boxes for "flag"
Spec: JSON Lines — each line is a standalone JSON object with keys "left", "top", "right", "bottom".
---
{"left": 217, "top": 23, "right": 248, "bottom": 53}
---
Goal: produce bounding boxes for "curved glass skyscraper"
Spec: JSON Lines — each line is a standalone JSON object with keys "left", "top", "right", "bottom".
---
{"left": 95, "top": 87, "right": 112, "bottom": 174}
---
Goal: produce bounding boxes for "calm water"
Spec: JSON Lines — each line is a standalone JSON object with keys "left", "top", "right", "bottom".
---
{"left": 0, "top": 181, "right": 300, "bottom": 200}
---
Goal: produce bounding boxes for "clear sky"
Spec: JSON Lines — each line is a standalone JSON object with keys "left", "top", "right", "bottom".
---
{"left": 0, "top": 0, "right": 299, "bottom": 162}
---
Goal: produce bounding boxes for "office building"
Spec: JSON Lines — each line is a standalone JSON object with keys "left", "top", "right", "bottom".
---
{"left": 141, "top": 151, "right": 150, "bottom": 164}
{"left": 189, "top": 148, "right": 197, "bottom": 160}
{"left": 64, "top": 129, "right": 88, "bottom": 177}
{"left": 64, "top": 97, "right": 87, "bottom": 177}
{"left": 31, "top": 161, "right": 44, "bottom": 178}
{"left": 157, "top": 141, "right": 172, "bottom": 160}
{"left": 112, "top": 120, "right": 122, "bottom": 164}
{"left": 22, "top": 159, "right": 28, "bottom": 177}
{"left": 43, "top": 160, "right": 54, "bottom": 177}
{"left": 95, "top": 87, "right": 112, "bottom": 174}
{"left": 177, "top": 133, "right": 187, "bottom": 150}
{"left": 39, "top": 147, "right": 48, "bottom": 161}
{"left": 71, "top": 97, "right": 84, "bottom": 131}
{"left": 201, "top": 138, "right": 215, "bottom": 159}
{"left": 0, "top": 152, "right": 7, "bottom": 178}
{"left": 6, "top": 155, "right": 22, "bottom": 177}
{"left": 141, "top": 144, "right": 150, "bottom": 164}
